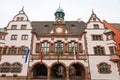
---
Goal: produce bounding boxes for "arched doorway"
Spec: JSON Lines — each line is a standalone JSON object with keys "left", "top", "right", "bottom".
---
{"left": 32, "top": 63, "right": 47, "bottom": 79}
{"left": 69, "top": 63, "right": 85, "bottom": 80}
{"left": 51, "top": 63, "right": 66, "bottom": 79}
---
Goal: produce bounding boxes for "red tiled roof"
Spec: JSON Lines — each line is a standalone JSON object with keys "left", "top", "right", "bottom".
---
{"left": 103, "top": 20, "right": 120, "bottom": 56}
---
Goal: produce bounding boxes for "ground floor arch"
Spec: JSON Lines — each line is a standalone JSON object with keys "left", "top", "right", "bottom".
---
{"left": 31, "top": 63, "right": 48, "bottom": 79}
{"left": 50, "top": 62, "right": 66, "bottom": 79}
{"left": 30, "top": 62, "right": 89, "bottom": 80}
{"left": 69, "top": 63, "right": 85, "bottom": 80}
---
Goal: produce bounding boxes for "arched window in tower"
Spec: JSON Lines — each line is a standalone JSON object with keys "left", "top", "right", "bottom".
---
{"left": 0, "top": 62, "right": 10, "bottom": 72}
{"left": 11, "top": 62, "right": 22, "bottom": 73}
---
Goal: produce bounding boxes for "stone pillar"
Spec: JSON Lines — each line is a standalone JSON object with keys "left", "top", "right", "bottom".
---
{"left": 28, "top": 67, "right": 32, "bottom": 80}
{"left": 66, "top": 67, "right": 69, "bottom": 80}
{"left": 85, "top": 67, "right": 91, "bottom": 80}
{"left": 47, "top": 67, "right": 51, "bottom": 80}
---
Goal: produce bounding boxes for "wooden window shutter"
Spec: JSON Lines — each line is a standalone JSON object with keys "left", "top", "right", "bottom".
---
{"left": 64, "top": 43, "right": 68, "bottom": 53}
{"left": 36, "top": 43, "right": 40, "bottom": 53}
{"left": 50, "top": 43, "right": 54, "bottom": 53}
{"left": 79, "top": 43, "right": 83, "bottom": 53}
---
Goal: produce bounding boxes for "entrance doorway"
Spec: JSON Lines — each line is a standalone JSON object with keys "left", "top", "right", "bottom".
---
{"left": 69, "top": 63, "right": 85, "bottom": 80}
{"left": 32, "top": 63, "right": 47, "bottom": 79}
{"left": 51, "top": 63, "right": 66, "bottom": 79}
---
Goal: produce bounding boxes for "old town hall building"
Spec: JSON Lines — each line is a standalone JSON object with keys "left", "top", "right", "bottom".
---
{"left": 0, "top": 6, "right": 120, "bottom": 80}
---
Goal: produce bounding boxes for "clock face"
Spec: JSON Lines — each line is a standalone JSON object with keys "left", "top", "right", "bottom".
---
{"left": 56, "top": 27, "right": 63, "bottom": 33}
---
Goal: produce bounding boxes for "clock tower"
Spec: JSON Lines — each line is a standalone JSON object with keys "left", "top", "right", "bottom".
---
{"left": 54, "top": 4, "right": 65, "bottom": 21}
{"left": 54, "top": 5, "right": 66, "bottom": 35}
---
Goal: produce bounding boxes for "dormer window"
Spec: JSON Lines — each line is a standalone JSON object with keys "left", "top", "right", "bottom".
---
{"left": 11, "top": 25, "right": 17, "bottom": 30}
{"left": 106, "top": 33, "right": 114, "bottom": 41}
{"left": 94, "top": 24, "right": 99, "bottom": 29}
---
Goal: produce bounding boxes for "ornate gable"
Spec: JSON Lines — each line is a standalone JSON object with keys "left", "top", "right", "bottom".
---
{"left": 87, "top": 10, "right": 102, "bottom": 23}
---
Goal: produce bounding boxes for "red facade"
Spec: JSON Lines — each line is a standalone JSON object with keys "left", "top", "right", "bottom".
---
{"left": 103, "top": 20, "right": 120, "bottom": 56}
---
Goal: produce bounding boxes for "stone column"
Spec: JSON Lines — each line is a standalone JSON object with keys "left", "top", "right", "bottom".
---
{"left": 85, "top": 67, "right": 91, "bottom": 80}
{"left": 66, "top": 67, "right": 69, "bottom": 80}
{"left": 28, "top": 67, "right": 32, "bottom": 80}
{"left": 47, "top": 67, "right": 51, "bottom": 80}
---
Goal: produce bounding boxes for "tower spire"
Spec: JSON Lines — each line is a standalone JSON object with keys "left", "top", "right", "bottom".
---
{"left": 22, "top": 6, "right": 24, "bottom": 11}
{"left": 92, "top": 9, "right": 95, "bottom": 14}
{"left": 19, "top": 6, "right": 25, "bottom": 14}
{"left": 54, "top": 3, "right": 65, "bottom": 21}
{"left": 59, "top": 2, "right": 61, "bottom": 8}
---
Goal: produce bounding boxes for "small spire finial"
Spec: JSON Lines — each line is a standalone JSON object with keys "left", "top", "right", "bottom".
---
{"left": 22, "top": 6, "right": 24, "bottom": 11}
{"left": 92, "top": 9, "right": 94, "bottom": 14}
{"left": 59, "top": 2, "right": 61, "bottom": 8}
{"left": 19, "top": 6, "right": 25, "bottom": 14}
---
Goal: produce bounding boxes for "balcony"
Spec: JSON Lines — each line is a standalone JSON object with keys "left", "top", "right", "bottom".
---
{"left": 110, "top": 55, "right": 120, "bottom": 62}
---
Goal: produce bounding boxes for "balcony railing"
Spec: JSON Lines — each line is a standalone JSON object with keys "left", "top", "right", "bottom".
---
{"left": 110, "top": 55, "right": 120, "bottom": 62}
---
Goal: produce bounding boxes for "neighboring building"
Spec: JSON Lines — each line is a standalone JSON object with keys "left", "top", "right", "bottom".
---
{"left": 103, "top": 20, "right": 120, "bottom": 55}
{"left": 0, "top": 6, "right": 119, "bottom": 80}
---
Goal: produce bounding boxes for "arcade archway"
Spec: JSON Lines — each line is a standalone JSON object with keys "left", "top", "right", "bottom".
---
{"left": 51, "top": 63, "right": 66, "bottom": 79}
{"left": 69, "top": 63, "right": 85, "bottom": 80}
{"left": 32, "top": 63, "right": 47, "bottom": 79}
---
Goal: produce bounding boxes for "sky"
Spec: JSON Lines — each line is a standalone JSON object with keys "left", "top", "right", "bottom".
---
{"left": 0, "top": 0, "right": 120, "bottom": 27}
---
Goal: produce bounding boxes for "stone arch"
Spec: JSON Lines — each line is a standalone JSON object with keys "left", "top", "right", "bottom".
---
{"left": 69, "top": 62, "right": 88, "bottom": 80}
{"left": 31, "top": 62, "right": 49, "bottom": 70}
{"left": 30, "top": 62, "right": 48, "bottom": 79}
{"left": 50, "top": 62, "right": 67, "bottom": 79}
